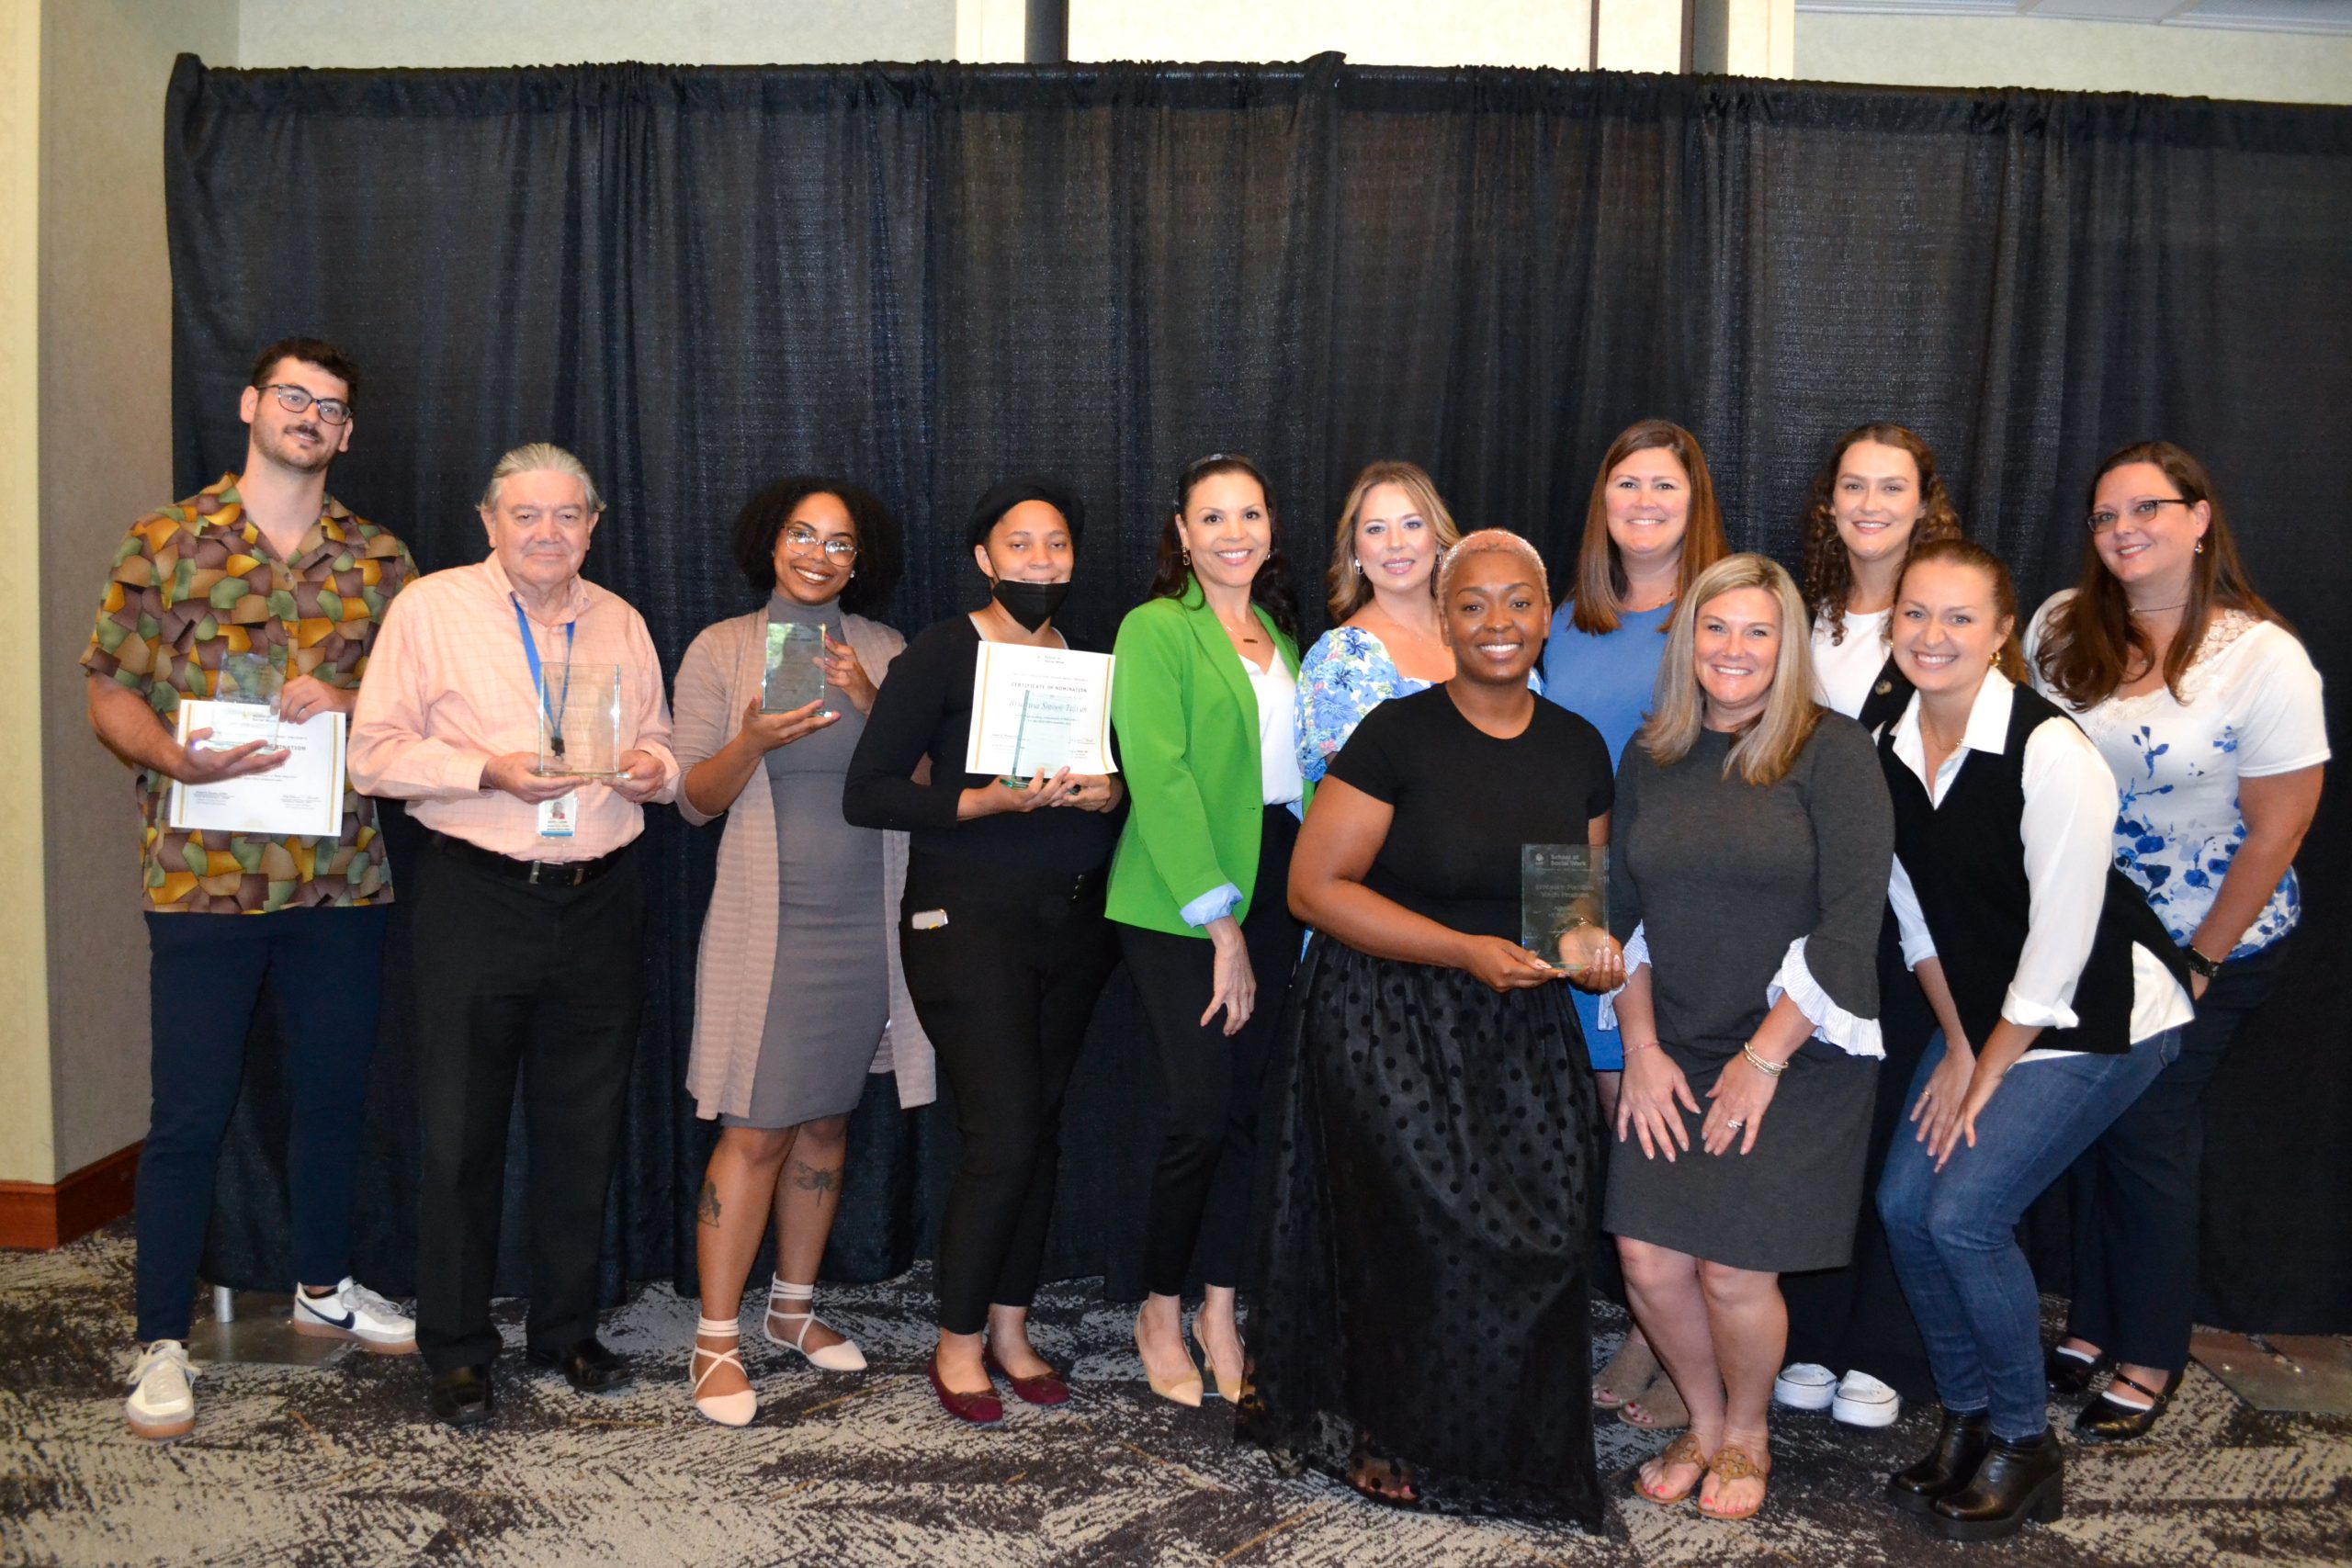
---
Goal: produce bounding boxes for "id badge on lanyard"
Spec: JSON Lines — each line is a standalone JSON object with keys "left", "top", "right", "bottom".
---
{"left": 514, "top": 596, "right": 581, "bottom": 839}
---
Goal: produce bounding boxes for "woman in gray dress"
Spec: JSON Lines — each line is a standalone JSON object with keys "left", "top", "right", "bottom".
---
{"left": 672, "top": 478, "right": 919, "bottom": 1427}
{"left": 1604, "top": 554, "right": 1894, "bottom": 1520}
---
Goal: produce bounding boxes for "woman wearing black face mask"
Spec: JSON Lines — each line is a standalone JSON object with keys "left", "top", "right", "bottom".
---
{"left": 843, "top": 477, "right": 1126, "bottom": 1425}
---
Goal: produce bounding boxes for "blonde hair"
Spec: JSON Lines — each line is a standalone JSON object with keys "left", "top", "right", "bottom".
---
{"left": 1640, "top": 553, "right": 1822, "bottom": 787}
{"left": 1437, "top": 528, "right": 1549, "bottom": 604}
{"left": 480, "top": 442, "right": 605, "bottom": 514}
{"left": 1325, "top": 460, "right": 1462, "bottom": 620}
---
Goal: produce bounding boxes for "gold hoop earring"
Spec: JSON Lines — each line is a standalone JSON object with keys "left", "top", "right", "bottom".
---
{"left": 1182, "top": 547, "right": 1192, "bottom": 567}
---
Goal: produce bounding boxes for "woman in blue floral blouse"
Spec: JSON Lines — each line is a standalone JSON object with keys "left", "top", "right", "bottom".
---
{"left": 2028, "top": 441, "right": 2327, "bottom": 1440}
{"left": 1294, "top": 462, "right": 1463, "bottom": 781}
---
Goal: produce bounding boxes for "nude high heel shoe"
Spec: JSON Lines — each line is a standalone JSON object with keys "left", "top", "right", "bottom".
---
{"left": 1191, "top": 1319, "right": 1243, "bottom": 1403}
{"left": 1133, "top": 1314, "right": 1202, "bottom": 1407}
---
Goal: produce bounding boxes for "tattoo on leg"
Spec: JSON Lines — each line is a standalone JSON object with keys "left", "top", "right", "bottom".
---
{"left": 788, "top": 1160, "right": 840, "bottom": 1195}
{"left": 696, "top": 1179, "right": 722, "bottom": 1227}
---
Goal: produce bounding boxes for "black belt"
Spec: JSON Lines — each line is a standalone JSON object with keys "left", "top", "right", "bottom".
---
{"left": 430, "top": 831, "right": 629, "bottom": 887}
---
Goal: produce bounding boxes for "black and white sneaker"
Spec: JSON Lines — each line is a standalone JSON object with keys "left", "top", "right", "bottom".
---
{"left": 292, "top": 1278, "right": 418, "bottom": 1354}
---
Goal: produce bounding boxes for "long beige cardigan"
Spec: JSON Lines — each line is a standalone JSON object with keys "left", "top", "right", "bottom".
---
{"left": 673, "top": 608, "right": 935, "bottom": 1120}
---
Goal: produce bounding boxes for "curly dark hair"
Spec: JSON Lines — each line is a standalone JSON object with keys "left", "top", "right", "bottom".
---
{"left": 1799, "top": 423, "right": 1962, "bottom": 641}
{"left": 729, "top": 476, "right": 903, "bottom": 616}
{"left": 1145, "top": 452, "right": 1300, "bottom": 642}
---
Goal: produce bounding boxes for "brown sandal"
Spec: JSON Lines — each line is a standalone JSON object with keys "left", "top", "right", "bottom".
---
{"left": 1633, "top": 1432, "right": 1710, "bottom": 1506}
{"left": 1698, "top": 1444, "right": 1770, "bottom": 1521}
{"left": 1593, "top": 1332, "right": 1661, "bottom": 1409}
{"left": 1620, "top": 1371, "right": 1690, "bottom": 1432}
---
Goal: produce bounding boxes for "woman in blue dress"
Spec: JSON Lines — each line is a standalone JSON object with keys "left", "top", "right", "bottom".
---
{"left": 1539, "top": 418, "right": 1730, "bottom": 1427}
{"left": 1294, "top": 461, "right": 1462, "bottom": 780}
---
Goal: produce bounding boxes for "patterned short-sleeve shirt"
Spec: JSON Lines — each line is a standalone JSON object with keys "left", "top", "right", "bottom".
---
{"left": 80, "top": 474, "right": 419, "bottom": 913}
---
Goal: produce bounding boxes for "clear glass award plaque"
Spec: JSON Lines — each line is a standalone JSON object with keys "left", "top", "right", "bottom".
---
{"left": 537, "top": 661, "right": 623, "bottom": 777}
{"left": 213, "top": 651, "right": 284, "bottom": 744}
{"left": 1521, "top": 843, "right": 1609, "bottom": 972}
{"left": 763, "top": 619, "right": 826, "bottom": 713}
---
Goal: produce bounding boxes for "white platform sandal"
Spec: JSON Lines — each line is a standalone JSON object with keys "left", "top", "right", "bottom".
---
{"left": 690, "top": 1317, "right": 757, "bottom": 1427}
{"left": 763, "top": 1278, "right": 867, "bottom": 1372}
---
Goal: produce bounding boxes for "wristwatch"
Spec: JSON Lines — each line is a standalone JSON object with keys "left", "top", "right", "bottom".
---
{"left": 2181, "top": 943, "right": 2222, "bottom": 982}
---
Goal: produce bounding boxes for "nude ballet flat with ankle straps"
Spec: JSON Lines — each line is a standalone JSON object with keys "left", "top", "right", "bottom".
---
{"left": 689, "top": 1317, "right": 756, "bottom": 1427}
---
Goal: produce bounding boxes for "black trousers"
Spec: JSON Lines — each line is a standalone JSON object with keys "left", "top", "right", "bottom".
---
{"left": 1119, "top": 805, "right": 1302, "bottom": 1297}
{"left": 2064, "top": 937, "right": 2290, "bottom": 1372}
{"left": 899, "top": 858, "right": 1120, "bottom": 1336}
{"left": 1779, "top": 911, "right": 1936, "bottom": 1402}
{"left": 411, "top": 834, "right": 644, "bottom": 1373}
{"left": 137, "top": 906, "right": 390, "bottom": 1342}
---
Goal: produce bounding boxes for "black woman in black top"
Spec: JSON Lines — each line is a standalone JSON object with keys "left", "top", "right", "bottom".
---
{"left": 1238, "top": 531, "right": 1622, "bottom": 1527}
{"left": 842, "top": 478, "right": 1125, "bottom": 1427}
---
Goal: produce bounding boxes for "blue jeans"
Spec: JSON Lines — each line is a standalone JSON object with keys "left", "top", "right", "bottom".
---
{"left": 139, "top": 907, "right": 390, "bottom": 1342}
{"left": 1877, "top": 1027, "right": 2180, "bottom": 1439}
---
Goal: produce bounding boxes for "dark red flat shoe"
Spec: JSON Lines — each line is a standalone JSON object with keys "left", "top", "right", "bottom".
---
{"left": 927, "top": 1353, "right": 1003, "bottom": 1426}
{"left": 983, "top": 1348, "right": 1070, "bottom": 1406}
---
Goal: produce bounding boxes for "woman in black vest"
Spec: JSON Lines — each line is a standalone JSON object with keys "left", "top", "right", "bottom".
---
{"left": 1872, "top": 539, "right": 2191, "bottom": 1543}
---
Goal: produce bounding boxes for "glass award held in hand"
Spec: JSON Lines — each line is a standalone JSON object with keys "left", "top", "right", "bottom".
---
{"left": 537, "top": 661, "right": 623, "bottom": 777}
{"left": 1521, "top": 843, "right": 1609, "bottom": 975}
{"left": 214, "top": 651, "right": 286, "bottom": 745}
{"left": 763, "top": 617, "right": 826, "bottom": 713}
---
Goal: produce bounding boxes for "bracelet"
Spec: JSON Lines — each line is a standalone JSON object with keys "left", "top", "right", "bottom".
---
{"left": 1623, "top": 1038, "right": 1661, "bottom": 1055}
{"left": 1741, "top": 1042, "right": 1787, "bottom": 1078}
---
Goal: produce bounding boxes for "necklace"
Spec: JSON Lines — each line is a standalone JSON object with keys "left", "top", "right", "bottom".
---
{"left": 1918, "top": 705, "right": 1965, "bottom": 759}
{"left": 1218, "top": 613, "right": 1261, "bottom": 646}
{"left": 2129, "top": 601, "right": 2188, "bottom": 616}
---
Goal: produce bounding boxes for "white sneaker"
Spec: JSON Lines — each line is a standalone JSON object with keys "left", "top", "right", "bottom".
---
{"left": 292, "top": 1278, "right": 419, "bottom": 1354}
{"left": 1772, "top": 1361, "right": 1838, "bottom": 1410}
{"left": 1832, "top": 1368, "right": 1902, "bottom": 1427}
{"left": 126, "top": 1340, "right": 196, "bottom": 1440}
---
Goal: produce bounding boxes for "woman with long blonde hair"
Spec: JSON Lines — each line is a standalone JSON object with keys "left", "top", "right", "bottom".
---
{"left": 1602, "top": 553, "right": 1894, "bottom": 1522}
{"left": 1540, "top": 419, "right": 1730, "bottom": 1429}
{"left": 1294, "top": 461, "right": 1463, "bottom": 783}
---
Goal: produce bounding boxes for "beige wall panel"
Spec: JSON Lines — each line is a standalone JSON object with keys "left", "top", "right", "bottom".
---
{"left": 1070, "top": 0, "right": 1595, "bottom": 68}
{"left": 40, "top": 0, "right": 241, "bottom": 1178}
{"left": 1797, "top": 13, "right": 2352, "bottom": 106}
{"left": 237, "top": 0, "right": 956, "bottom": 69}
{"left": 4, "top": 0, "right": 53, "bottom": 1184}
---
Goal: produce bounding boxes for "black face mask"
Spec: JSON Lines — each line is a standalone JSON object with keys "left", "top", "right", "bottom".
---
{"left": 991, "top": 578, "right": 1070, "bottom": 631}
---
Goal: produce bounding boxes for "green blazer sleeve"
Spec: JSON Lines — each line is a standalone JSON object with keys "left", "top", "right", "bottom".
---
{"left": 1104, "top": 585, "right": 1303, "bottom": 937}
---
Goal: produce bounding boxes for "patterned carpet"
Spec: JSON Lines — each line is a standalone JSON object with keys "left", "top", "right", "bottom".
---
{"left": 4, "top": 1224, "right": 2346, "bottom": 1566}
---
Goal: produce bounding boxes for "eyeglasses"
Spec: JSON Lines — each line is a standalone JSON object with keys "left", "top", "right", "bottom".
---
{"left": 2086, "top": 496, "right": 2191, "bottom": 534}
{"left": 783, "top": 524, "right": 858, "bottom": 560}
{"left": 261, "top": 383, "right": 353, "bottom": 424}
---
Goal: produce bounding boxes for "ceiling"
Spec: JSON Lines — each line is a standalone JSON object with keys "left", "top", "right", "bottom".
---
{"left": 1793, "top": 0, "right": 2352, "bottom": 35}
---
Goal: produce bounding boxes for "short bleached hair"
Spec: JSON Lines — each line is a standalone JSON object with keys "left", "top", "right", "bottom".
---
{"left": 1436, "top": 527, "right": 1549, "bottom": 604}
{"left": 480, "top": 442, "right": 605, "bottom": 514}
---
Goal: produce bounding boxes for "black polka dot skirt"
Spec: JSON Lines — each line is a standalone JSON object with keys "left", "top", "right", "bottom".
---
{"left": 1238, "top": 933, "right": 1605, "bottom": 1530}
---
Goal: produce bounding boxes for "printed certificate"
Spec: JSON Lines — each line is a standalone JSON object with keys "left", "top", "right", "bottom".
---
{"left": 963, "top": 643, "right": 1116, "bottom": 778}
{"left": 167, "top": 701, "right": 346, "bottom": 839}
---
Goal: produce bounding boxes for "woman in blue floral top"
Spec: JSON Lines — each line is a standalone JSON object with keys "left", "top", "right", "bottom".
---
{"left": 1294, "top": 462, "right": 1462, "bottom": 782}
{"left": 2029, "top": 441, "right": 2327, "bottom": 1441}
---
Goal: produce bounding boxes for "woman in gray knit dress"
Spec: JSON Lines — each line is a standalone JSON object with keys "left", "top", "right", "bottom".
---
{"left": 1603, "top": 554, "right": 1894, "bottom": 1521}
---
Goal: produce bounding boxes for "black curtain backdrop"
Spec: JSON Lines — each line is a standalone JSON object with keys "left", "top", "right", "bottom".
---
{"left": 163, "top": 54, "right": 2352, "bottom": 1333}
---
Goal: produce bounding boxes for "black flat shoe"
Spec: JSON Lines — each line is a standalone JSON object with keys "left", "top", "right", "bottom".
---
{"left": 428, "top": 1364, "right": 494, "bottom": 1429}
{"left": 1886, "top": 1408, "right": 1989, "bottom": 1516}
{"left": 2075, "top": 1370, "right": 2174, "bottom": 1441}
{"left": 1926, "top": 1427, "right": 2063, "bottom": 1542}
{"left": 2044, "top": 1342, "right": 2109, "bottom": 1396}
{"left": 527, "top": 1336, "right": 630, "bottom": 1394}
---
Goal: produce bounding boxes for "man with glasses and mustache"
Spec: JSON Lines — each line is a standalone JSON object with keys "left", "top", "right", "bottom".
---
{"left": 349, "top": 442, "right": 678, "bottom": 1429}
{"left": 83, "top": 337, "right": 422, "bottom": 1440}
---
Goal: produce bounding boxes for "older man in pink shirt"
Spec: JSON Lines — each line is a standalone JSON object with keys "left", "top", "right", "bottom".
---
{"left": 351, "top": 442, "right": 678, "bottom": 1429}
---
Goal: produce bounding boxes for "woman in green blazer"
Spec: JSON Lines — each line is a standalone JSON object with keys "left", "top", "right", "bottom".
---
{"left": 1110, "top": 453, "right": 1307, "bottom": 1408}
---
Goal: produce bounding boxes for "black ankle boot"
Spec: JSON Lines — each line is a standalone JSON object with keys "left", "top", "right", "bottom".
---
{"left": 1927, "top": 1427, "right": 2064, "bottom": 1541}
{"left": 1886, "top": 1408, "right": 1990, "bottom": 1516}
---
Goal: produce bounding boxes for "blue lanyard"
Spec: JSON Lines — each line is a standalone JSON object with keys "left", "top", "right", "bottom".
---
{"left": 511, "top": 594, "right": 577, "bottom": 759}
